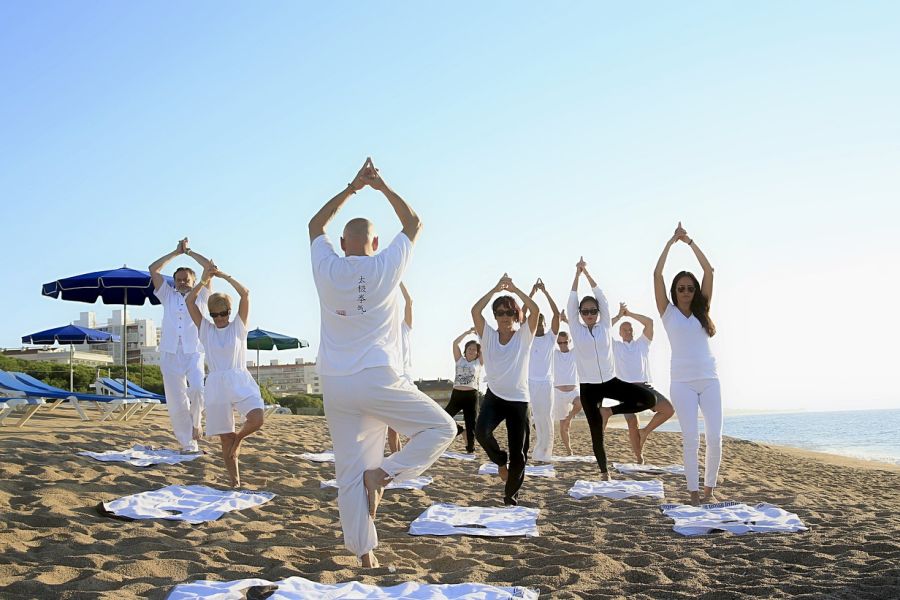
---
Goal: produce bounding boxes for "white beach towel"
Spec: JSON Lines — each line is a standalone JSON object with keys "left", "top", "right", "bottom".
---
{"left": 99, "top": 485, "right": 274, "bottom": 524}
{"left": 568, "top": 479, "right": 665, "bottom": 500}
{"left": 441, "top": 451, "right": 477, "bottom": 461}
{"left": 551, "top": 455, "right": 597, "bottom": 463}
{"left": 289, "top": 451, "right": 335, "bottom": 463}
{"left": 478, "top": 463, "right": 556, "bottom": 478}
{"left": 167, "top": 575, "right": 539, "bottom": 599}
{"left": 659, "top": 501, "right": 809, "bottom": 536}
{"left": 613, "top": 462, "right": 685, "bottom": 475}
{"left": 79, "top": 445, "right": 201, "bottom": 467}
{"left": 320, "top": 476, "right": 433, "bottom": 490}
{"left": 410, "top": 503, "right": 540, "bottom": 537}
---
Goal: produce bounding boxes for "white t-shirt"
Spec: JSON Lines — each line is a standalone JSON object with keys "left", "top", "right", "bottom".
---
{"left": 199, "top": 315, "right": 249, "bottom": 373}
{"left": 661, "top": 304, "right": 718, "bottom": 382}
{"left": 400, "top": 321, "right": 413, "bottom": 380}
{"left": 480, "top": 323, "right": 534, "bottom": 403}
{"left": 566, "top": 287, "right": 616, "bottom": 384}
{"left": 553, "top": 349, "right": 578, "bottom": 387}
{"left": 613, "top": 335, "right": 652, "bottom": 383}
{"left": 155, "top": 282, "right": 210, "bottom": 355}
{"left": 527, "top": 330, "right": 557, "bottom": 382}
{"left": 454, "top": 357, "right": 482, "bottom": 389}
{"left": 310, "top": 233, "right": 412, "bottom": 377}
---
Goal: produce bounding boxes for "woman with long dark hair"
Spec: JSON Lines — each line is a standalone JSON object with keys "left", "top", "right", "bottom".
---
{"left": 472, "top": 273, "right": 540, "bottom": 506}
{"left": 654, "top": 222, "right": 721, "bottom": 505}
{"left": 568, "top": 257, "right": 657, "bottom": 480}
{"left": 444, "top": 327, "right": 483, "bottom": 453}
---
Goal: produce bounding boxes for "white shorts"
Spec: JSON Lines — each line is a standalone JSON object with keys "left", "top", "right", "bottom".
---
{"left": 554, "top": 388, "right": 579, "bottom": 420}
{"left": 205, "top": 369, "right": 264, "bottom": 436}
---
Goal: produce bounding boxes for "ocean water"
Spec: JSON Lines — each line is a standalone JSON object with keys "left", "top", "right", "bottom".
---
{"left": 653, "top": 408, "right": 900, "bottom": 465}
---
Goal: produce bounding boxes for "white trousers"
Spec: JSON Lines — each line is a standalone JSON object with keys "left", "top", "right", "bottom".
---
{"left": 670, "top": 378, "right": 722, "bottom": 492}
{"left": 321, "top": 366, "right": 456, "bottom": 556}
{"left": 528, "top": 379, "right": 554, "bottom": 462}
{"left": 160, "top": 348, "right": 205, "bottom": 452}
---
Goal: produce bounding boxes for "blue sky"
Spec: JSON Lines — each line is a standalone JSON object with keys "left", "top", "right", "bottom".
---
{"left": 2, "top": 2, "right": 898, "bottom": 411}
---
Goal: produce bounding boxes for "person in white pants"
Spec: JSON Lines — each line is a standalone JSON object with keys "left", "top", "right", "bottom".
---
{"left": 309, "top": 158, "right": 456, "bottom": 568}
{"left": 553, "top": 324, "right": 581, "bottom": 455}
{"left": 654, "top": 222, "right": 722, "bottom": 506}
{"left": 611, "top": 302, "right": 675, "bottom": 463}
{"left": 149, "top": 238, "right": 214, "bottom": 453}
{"left": 186, "top": 264, "right": 264, "bottom": 488}
{"left": 523, "top": 278, "right": 560, "bottom": 462}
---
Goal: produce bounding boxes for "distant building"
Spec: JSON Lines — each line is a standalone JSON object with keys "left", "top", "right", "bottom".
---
{"left": 74, "top": 310, "right": 161, "bottom": 366}
{"left": 0, "top": 346, "right": 115, "bottom": 366}
{"left": 249, "top": 359, "right": 321, "bottom": 396}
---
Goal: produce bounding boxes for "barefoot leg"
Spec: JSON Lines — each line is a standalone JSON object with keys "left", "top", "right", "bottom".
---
{"left": 220, "top": 434, "right": 238, "bottom": 488}
{"left": 359, "top": 551, "right": 380, "bottom": 568}
{"left": 624, "top": 414, "right": 643, "bottom": 463}
{"left": 363, "top": 467, "right": 390, "bottom": 518}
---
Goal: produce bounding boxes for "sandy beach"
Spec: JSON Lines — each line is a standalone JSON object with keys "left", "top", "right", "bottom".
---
{"left": 1, "top": 408, "right": 898, "bottom": 599}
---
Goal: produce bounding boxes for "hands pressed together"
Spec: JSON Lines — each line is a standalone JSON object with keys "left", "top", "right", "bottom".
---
{"left": 349, "top": 157, "right": 388, "bottom": 193}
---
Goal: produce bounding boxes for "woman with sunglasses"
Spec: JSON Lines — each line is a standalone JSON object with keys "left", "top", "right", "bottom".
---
{"left": 444, "top": 326, "right": 483, "bottom": 454}
{"left": 568, "top": 257, "right": 657, "bottom": 480}
{"left": 654, "top": 222, "right": 721, "bottom": 505}
{"left": 186, "top": 263, "right": 265, "bottom": 488}
{"left": 472, "top": 273, "right": 540, "bottom": 506}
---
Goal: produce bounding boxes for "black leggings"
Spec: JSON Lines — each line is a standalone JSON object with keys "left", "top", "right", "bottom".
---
{"left": 580, "top": 378, "right": 657, "bottom": 473}
{"left": 444, "top": 388, "right": 479, "bottom": 453}
{"left": 475, "top": 388, "right": 530, "bottom": 506}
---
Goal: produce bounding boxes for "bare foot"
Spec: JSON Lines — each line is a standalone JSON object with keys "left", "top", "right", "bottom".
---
{"left": 689, "top": 491, "right": 701, "bottom": 506}
{"left": 363, "top": 468, "right": 388, "bottom": 518}
{"left": 563, "top": 446, "right": 573, "bottom": 456}
{"left": 600, "top": 407, "right": 613, "bottom": 431}
{"left": 230, "top": 435, "right": 245, "bottom": 461}
{"left": 498, "top": 464, "right": 509, "bottom": 482}
{"left": 634, "top": 451, "right": 644, "bottom": 465}
{"left": 702, "top": 488, "right": 718, "bottom": 504}
{"left": 359, "top": 551, "right": 380, "bottom": 568}
{"left": 192, "top": 427, "right": 203, "bottom": 441}
{"left": 600, "top": 471, "right": 611, "bottom": 481}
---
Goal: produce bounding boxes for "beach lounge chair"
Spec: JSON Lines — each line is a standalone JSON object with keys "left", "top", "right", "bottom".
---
{"left": 0, "top": 370, "right": 142, "bottom": 422}
{"left": 0, "top": 396, "right": 46, "bottom": 427}
{"left": 96, "top": 377, "right": 165, "bottom": 402}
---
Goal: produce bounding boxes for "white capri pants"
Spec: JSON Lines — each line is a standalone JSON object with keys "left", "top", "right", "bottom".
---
{"left": 670, "top": 378, "right": 723, "bottom": 492}
{"left": 160, "top": 347, "right": 205, "bottom": 451}
{"left": 321, "top": 366, "right": 456, "bottom": 556}
{"left": 205, "top": 369, "right": 264, "bottom": 436}
{"left": 529, "top": 379, "right": 554, "bottom": 462}
{"left": 553, "top": 387, "right": 579, "bottom": 421}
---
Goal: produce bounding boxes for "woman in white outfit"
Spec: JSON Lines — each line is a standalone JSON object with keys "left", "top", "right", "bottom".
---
{"left": 524, "top": 278, "right": 560, "bottom": 462}
{"left": 186, "top": 264, "right": 265, "bottom": 489}
{"left": 445, "top": 327, "right": 483, "bottom": 453}
{"left": 654, "top": 222, "right": 721, "bottom": 505}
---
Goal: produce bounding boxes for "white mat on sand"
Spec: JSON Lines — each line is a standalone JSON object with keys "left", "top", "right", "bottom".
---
{"left": 167, "top": 575, "right": 539, "bottom": 599}
{"left": 478, "top": 463, "right": 556, "bottom": 478}
{"left": 410, "top": 503, "right": 540, "bottom": 537}
{"left": 79, "top": 445, "right": 201, "bottom": 466}
{"left": 613, "top": 462, "right": 685, "bottom": 475}
{"left": 290, "top": 451, "right": 335, "bottom": 463}
{"left": 660, "top": 501, "right": 809, "bottom": 536}
{"left": 568, "top": 479, "right": 665, "bottom": 500}
{"left": 320, "top": 476, "right": 433, "bottom": 490}
{"left": 441, "top": 451, "right": 477, "bottom": 461}
{"left": 100, "top": 485, "right": 274, "bottom": 524}
{"left": 551, "top": 455, "right": 597, "bottom": 463}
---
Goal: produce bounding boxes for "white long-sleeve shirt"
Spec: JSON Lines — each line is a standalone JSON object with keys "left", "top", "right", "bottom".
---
{"left": 567, "top": 286, "right": 616, "bottom": 384}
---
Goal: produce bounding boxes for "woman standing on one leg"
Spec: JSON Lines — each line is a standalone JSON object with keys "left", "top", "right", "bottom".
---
{"left": 654, "top": 222, "right": 722, "bottom": 505}
{"left": 524, "top": 278, "right": 560, "bottom": 463}
{"left": 568, "top": 257, "right": 657, "bottom": 481}
{"left": 444, "top": 327, "right": 483, "bottom": 454}
{"left": 472, "top": 274, "right": 540, "bottom": 506}
{"left": 187, "top": 264, "right": 265, "bottom": 488}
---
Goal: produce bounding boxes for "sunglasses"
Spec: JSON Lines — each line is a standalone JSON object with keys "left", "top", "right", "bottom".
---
{"left": 558, "top": 340, "right": 569, "bottom": 345}
{"left": 494, "top": 310, "right": 517, "bottom": 318}
{"left": 210, "top": 310, "right": 230, "bottom": 318}
{"left": 677, "top": 286, "right": 696, "bottom": 293}
{"left": 580, "top": 308, "right": 599, "bottom": 316}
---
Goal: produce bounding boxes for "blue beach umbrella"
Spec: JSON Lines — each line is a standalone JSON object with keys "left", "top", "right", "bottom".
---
{"left": 22, "top": 325, "right": 120, "bottom": 391}
{"left": 246, "top": 328, "right": 309, "bottom": 381}
{"left": 42, "top": 267, "right": 173, "bottom": 390}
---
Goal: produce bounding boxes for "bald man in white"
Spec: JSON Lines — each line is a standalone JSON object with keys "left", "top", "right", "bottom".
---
{"left": 308, "top": 158, "right": 456, "bottom": 569}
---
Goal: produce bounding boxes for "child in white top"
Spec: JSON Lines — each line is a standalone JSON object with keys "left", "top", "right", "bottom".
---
{"left": 186, "top": 264, "right": 264, "bottom": 489}
{"left": 654, "top": 221, "right": 721, "bottom": 506}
